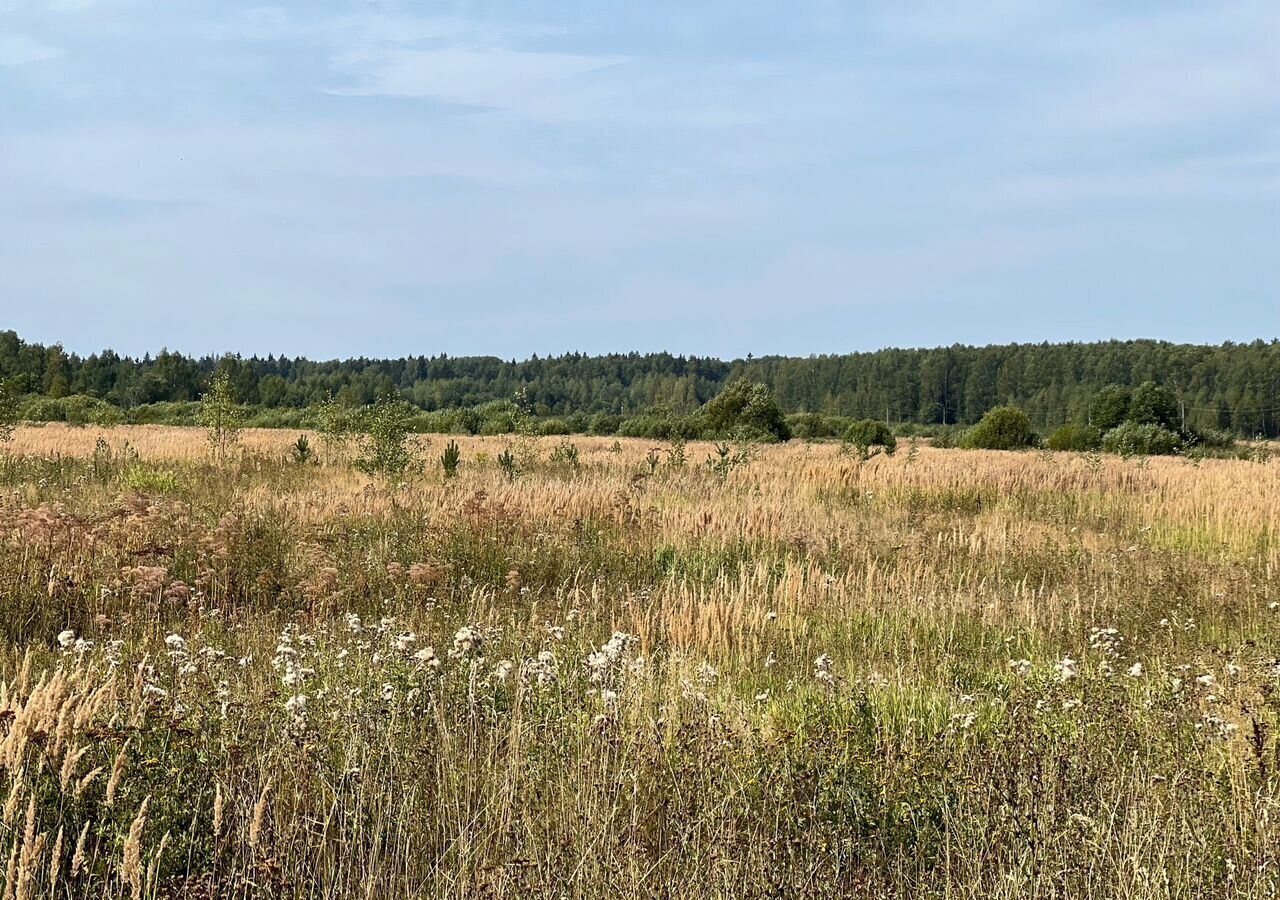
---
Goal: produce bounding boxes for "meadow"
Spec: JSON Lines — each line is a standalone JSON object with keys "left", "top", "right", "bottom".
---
{"left": 0, "top": 424, "right": 1277, "bottom": 898}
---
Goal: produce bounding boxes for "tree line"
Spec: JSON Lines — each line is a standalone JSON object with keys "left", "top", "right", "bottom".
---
{"left": 2, "top": 330, "right": 1279, "bottom": 436}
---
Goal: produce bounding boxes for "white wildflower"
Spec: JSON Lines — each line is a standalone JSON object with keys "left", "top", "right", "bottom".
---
{"left": 1007, "top": 659, "right": 1032, "bottom": 677}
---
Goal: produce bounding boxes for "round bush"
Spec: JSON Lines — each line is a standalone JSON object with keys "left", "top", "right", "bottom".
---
{"left": 1046, "top": 423, "right": 1102, "bottom": 452}
{"left": 961, "top": 406, "right": 1039, "bottom": 450}
{"left": 1102, "top": 421, "right": 1181, "bottom": 456}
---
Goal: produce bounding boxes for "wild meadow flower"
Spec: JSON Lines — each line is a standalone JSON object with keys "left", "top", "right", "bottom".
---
{"left": 1127, "top": 662, "right": 1144, "bottom": 677}
{"left": 490, "top": 659, "right": 515, "bottom": 683}
{"left": 866, "top": 672, "right": 890, "bottom": 689}
{"left": 545, "top": 624, "right": 565, "bottom": 641}
{"left": 1195, "top": 673, "right": 1216, "bottom": 688}
{"left": 521, "top": 650, "right": 558, "bottom": 687}
{"left": 1008, "top": 659, "right": 1032, "bottom": 677}
{"left": 393, "top": 632, "right": 417, "bottom": 652}
{"left": 164, "top": 633, "right": 187, "bottom": 652}
{"left": 754, "top": 691, "right": 769, "bottom": 703}
{"left": 284, "top": 694, "right": 308, "bottom": 718}
{"left": 450, "top": 625, "right": 485, "bottom": 659}
{"left": 1055, "top": 656, "right": 1078, "bottom": 683}
{"left": 1088, "top": 627, "right": 1123, "bottom": 658}
{"left": 381, "top": 683, "right": 395, "bottom": 702}
{"left": 586, "top": 632, "right": 635, "bottom": 682}
{"left": 814, "top": 654, "right": 835, "bottom": 687}
{"left": 697, "top": 663, "right": 719, "bottom": 686}
{"left": 764, "top": 652, "right": 778, "bottom": 668}
{"left": 1061, "top": 698, "right": 1082, "bottom": 712}
{"left": 345, "top": 613, "right": 363, "bottom": 633}
{"left": 57, "top": 629, "right": 76, "bottom": 649}
{"left": 1225, "top": 662, "right": 1241, "bottom": 678}
{"left": 412, "top": 646, "right": 440, "bottom": 669}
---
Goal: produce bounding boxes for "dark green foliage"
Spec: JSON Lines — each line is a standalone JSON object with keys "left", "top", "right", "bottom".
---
{"left": 698, "top": 380, "right": 790, "bottom": 442}
{"left": 705, "top": 442, "right": 752, "bottom": 477}
{"left": 1090, "top": 385, "right": 1132, "bottom": 431}
{"left": 5, "top": 328, "right": 1280, "bottom": 438}
{"left": 291, "top": 434, "right": 313, "bottom": 464}
{"left": 843, "top": 420, "right": 897, "bottom": 460}
{"left": 497, "top": 447, "right": 518, "bottom": 481}
{"left": 0, "top": 381, "right": 15, "bottom": 443}
{"left": 548, "top": 438, "right": 580, "bottom": 471}
{"left": 440, "top": 439, "right": 461, "bottom": 478}
{"left": 1046, "top": 423, "right": 1102, "bottom": 451}
{"left": 1102, "top": 422, "right": 1182, "bottom": 456}
{"left": 1128, "top": 381, "right": 1180, "bottom": 430}
{"left": 961, "top": 407, "right": 1039, "bottom": 450}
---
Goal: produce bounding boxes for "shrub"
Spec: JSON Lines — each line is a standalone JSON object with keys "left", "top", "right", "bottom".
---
{"left": 961, "top": 406, "right": 1039, "bottom": 450}
{"left": 1128, "top": 382, "right": 1179, "bottom": 430}
{"left": 1102, "top": 421, "right": 1181, "bottom": 456}
{"left": 201, "top": 371, "right": 245, "bottom": 459}
{"left": 587, "top": 413, "right": 623, "bottom": 436}
{"left": 843, "top": 419, "right": 897, "bottom": 460}
{"left": 1046, "top": 424, "right": 1102, "bottom": 452}
{"left": 1090, "top": 385, "right": 1132, "bottom": 432}
{"left": 1184, "top": 427, "right": 1235, "bottom": 450}
{"left": 0, "top": 382, "right": 16, "bottom": 443}
{"left": 698, "top": 380, "right": 790, "bottom": 442}
{"left": 354, "top": 396, "right": 419, "bottom": 478}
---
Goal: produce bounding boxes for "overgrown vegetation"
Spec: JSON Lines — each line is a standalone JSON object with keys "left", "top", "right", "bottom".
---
{"left": 0, "top": 424, "right": 1276, "bottom": 897}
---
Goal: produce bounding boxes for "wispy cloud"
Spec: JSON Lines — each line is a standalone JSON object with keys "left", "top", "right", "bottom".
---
{"left": 0, "top": 32, "right": 61, "bottom": 65}
{"left": 326, "top": 46, "right": 628, "bottom": 110}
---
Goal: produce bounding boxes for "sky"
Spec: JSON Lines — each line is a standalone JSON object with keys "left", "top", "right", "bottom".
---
{"left": 1, "top": 1, "right": 1278, "bottom": 361}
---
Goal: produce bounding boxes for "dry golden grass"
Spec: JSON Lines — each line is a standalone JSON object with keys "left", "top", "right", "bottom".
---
{"left": 0, "top": 424, "right": 1276, "bottom": 897}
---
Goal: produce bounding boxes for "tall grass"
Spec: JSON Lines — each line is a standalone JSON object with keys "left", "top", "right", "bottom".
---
{"left": 0, "top": 425, "right": 1276, "bottom": 897}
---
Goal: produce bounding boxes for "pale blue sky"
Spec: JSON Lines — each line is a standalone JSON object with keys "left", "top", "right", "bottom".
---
{"left": 2, "top": 1, "right": 1277, "bottom": 359}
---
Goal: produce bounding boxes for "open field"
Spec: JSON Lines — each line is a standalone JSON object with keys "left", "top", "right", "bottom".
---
{"left": 0, "top": 424, "right": 1278, "bottom": 898}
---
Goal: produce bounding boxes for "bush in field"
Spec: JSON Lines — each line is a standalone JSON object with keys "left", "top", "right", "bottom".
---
{"left": 310, "top": 395, "right": 357, "bottom": 455}
{"left": 843, "top": 419, "right": 897, "bottom": 460}
{"left": 1185, "top": 427, "right": 1235, "bottom": 450}
{"left": 961, "top": 406, "right": 1039, "bottom": 450}
{"left": 1090, "top": 385, "right": 1132, "bottom": 431}
{"left": 617, "top": 408, "right": 700, "bottom": 441}
{"left": 0, "top": 381, "right": 16, "bottom": 443}
{"left": 698, "top": 380, "right": 790, "bottom": 442}
{"left": 587, "top": 412, "right": 622, "bottom": 436}
{"left": 1128, "top": 381, "right": 1180, "bottom": 430}
{"left": 475, "top": 400, "right": 522, "bottom": 435}
{"left": 201, "top": 371, "right": 244, "bottom": 459}
{"left": 1102, "top": 421, "right": 1181, "bottom": 456}
{"left": 354, "top": 395, "right": 419, "bottom": 478}
{"left": 788, "top": 412, "right": 851, "bottom": 440}
{"left": 1046, "top": 423, "right": 1102, "bottom": 451}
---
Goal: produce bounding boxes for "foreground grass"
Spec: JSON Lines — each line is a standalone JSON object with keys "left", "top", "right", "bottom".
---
{"left": 0, "top": 426, "right": 1277, "bottom": 898}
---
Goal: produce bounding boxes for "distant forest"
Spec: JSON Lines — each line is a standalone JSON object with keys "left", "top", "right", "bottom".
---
{"left": 3, "top": 330, "right": 1280, "bottom": 436}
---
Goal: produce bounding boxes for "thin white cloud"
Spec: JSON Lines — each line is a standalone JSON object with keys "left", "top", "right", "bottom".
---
{"left": 0, "top": 32, "right": 61, "bottom": 65}
{"left": 326, "top": 46, "right": 628, "bottom": 110}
